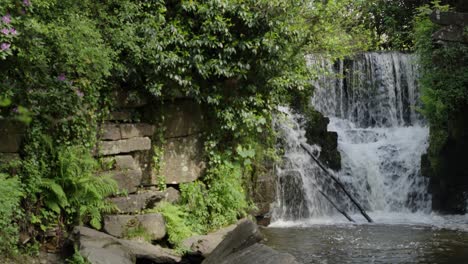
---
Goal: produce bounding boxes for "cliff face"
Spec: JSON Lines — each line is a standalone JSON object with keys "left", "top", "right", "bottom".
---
{"left": 422, "top": 11, "right": 468, "bottom": 214}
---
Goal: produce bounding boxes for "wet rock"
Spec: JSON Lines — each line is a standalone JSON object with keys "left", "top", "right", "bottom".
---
{"left": 97, "top": 137, "right": 151, "bottom": 156}
{"left": 182, "top": 224, "right": 236, "bottom": 257}
{"left": 202, "top": 219, "right": 299, "bottom": 264}
{"left": 103, "top": 214, "right": 166, "bottom": 240}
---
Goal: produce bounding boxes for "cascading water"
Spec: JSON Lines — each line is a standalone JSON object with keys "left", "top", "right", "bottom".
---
{"left": 273, "top": 52, "right": 432, "bottom": 224}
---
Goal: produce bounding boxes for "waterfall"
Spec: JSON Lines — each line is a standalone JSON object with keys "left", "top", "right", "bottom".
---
{"left": 273, "top": 52, "right": 431, "bottom": 223}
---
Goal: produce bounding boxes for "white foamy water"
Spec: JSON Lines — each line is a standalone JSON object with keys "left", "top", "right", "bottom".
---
{"left": 272, "top": 52, "right": 468, "bottom": 230}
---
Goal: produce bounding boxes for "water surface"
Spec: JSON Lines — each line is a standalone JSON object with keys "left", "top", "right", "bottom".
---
{"left": 263, "top": 224, "right": 468, "bottom": 264}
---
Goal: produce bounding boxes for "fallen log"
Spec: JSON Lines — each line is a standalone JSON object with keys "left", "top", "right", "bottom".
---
{"left": 317, "top": 189, "right": 355, "bottom": 222}
{"left": 300, "top": 143, "right": 374, "bottom": 223}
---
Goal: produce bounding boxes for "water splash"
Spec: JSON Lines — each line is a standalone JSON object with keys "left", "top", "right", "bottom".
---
{"left": 273, "top": 52, "right": 434, "bottom": 224}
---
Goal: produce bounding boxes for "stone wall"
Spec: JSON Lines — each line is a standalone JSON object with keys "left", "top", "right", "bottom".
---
{"left": 0, "top": 119, "right": 24, "bottom": 167}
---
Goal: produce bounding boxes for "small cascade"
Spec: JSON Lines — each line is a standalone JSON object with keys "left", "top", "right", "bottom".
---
{"left": 273, "top": 52, "right": 431, "bottom": 223}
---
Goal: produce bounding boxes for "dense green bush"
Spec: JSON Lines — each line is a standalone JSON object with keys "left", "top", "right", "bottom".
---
{"left": 0, "top": 173, "right": 24, "bottom": 256}
{"left": 413, "top": 2, "right": 468, "bottom": 170}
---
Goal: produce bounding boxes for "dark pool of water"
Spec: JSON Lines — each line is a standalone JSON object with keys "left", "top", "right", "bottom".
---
{"left": 262, "top": 224, "right": 468, "bottom": 264}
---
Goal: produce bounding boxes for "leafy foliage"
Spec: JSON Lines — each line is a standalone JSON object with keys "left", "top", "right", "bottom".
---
{"left": 413, "top": 2, "right": 467, "bottom": 172}
{"left": 0, "top": 173, "right": 24, "bottom": 257}
{"left": 151, "top": 202, "right": 194, "bottom": 252}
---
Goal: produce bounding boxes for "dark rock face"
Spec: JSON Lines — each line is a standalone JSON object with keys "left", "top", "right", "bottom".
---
{"left": 302, "top": 109, "right": 341, "bottom": 171}
{"left": 202, "top": 219, "right": 299, "bottom": 264}
{"left": 425, "top": 109, "right": 468, "bottom": 214}
{"left": 421, "top": 11, "right": 468, "bottom": 214}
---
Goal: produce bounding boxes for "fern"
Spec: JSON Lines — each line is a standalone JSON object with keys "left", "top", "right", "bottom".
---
{"left": 34, "top": 135, "right": 118, "bottom": 230}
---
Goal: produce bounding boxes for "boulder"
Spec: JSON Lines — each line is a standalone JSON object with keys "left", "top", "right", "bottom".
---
{"left": 202, "top": 219, "right": 299, "bottom": 264}
{"left": 109, "top": 191, "right": 165, "bottom": 213}
{"left": 97, "top": 137, "right": 151, "bottom": 156}
{"left": 103, "top": 214, "right": 166, "bottom": 241}
{"left": 161, "top": 135, "right": 205, "bottom": 184}
{"left": 182, "top": 224, "right": 236, "bottom": 257}
{"left": 164, "top": 187, "right": 181, "bottom": 204}
{"left": 73, "top": 226, "right": 180, "bottom": 264}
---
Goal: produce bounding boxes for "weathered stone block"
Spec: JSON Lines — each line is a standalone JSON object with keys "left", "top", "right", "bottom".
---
{"left": 98, "top": 137, "right": 151, "bottom": 156}
{"left": 430, "top": 10, "right": 468, "bottom": 26}
{"left": 163, "top": 99, "right": 204, "bottom": 138}
{"left": 100, "top": 124, "right": 155, "bottom": 141}
{"left": 109, "top": 191, "right": 165, "bottom": 213}
{"left": 182, "top": 224, "right": 236, "bottom": 257}
{"left": 160, "top": 135, "right": 205, "bottom": 184}
{"left": 101, "top": 155, "right": 139, "bottom": 171}
{"left": 101, "top": 124, "right": 121, "bottom": 141}
{"left": 120, "top": 124, "right": 155, "bottom": 139}
{"left": 103, "top": 214, "right": 166, "bottom": 241}
{"left": 107, "top": 169, "right": 143, "bottom": 194}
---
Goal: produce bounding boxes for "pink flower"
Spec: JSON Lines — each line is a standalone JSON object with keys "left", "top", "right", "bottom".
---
{"left": 9, "top": 28, "right": 17, "bottom": 35}
{"left": 1, "top": 28, "right": 8, "bottom": 35}
{"left": 23, "top": 0, "right": 31, "bottom": 7}
{"left": 57, "top": 73, "right": 67, "bottom": 81}
{"left": 75, "top": 89, "right": 84, "bottom": 98}
{"left": 1, "top": 43, "right": 11, "bottom": 51}
{"left": 1, "top": 14, "right": 11, "bottom": 24}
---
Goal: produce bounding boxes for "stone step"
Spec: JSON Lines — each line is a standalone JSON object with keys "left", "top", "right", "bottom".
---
{"left": 101, "top": 123, "right": 155, "bottom": 141}
{"left": 97, "top": 137, "right": 151, "bottom": 156}
{"left": 103, "top": 214, "right": 166, "bottom": 241}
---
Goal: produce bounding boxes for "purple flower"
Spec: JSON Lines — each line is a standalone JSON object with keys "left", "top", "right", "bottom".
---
{"left": 10, "top": 28, "right": 17, "bottom": 35}
{"left": 12, "top": 107, "right": 19, "bottom": 114}
{"left": 1, "top": 14, "right": 11, "bottom": 24}
{"left": 1, "top": 43, "right": 11, "bottom": 51}
{"left": 57, "top": 73, "right": 66, "bottom": 81}
{"left": 1, "top": 28, "right": 8, "bottom": 35}
{"left": 23, "top": 0, "right": 31, "bottom": 7}
{"left": 75, "top": 89, "right": 84, "bottom": 98}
